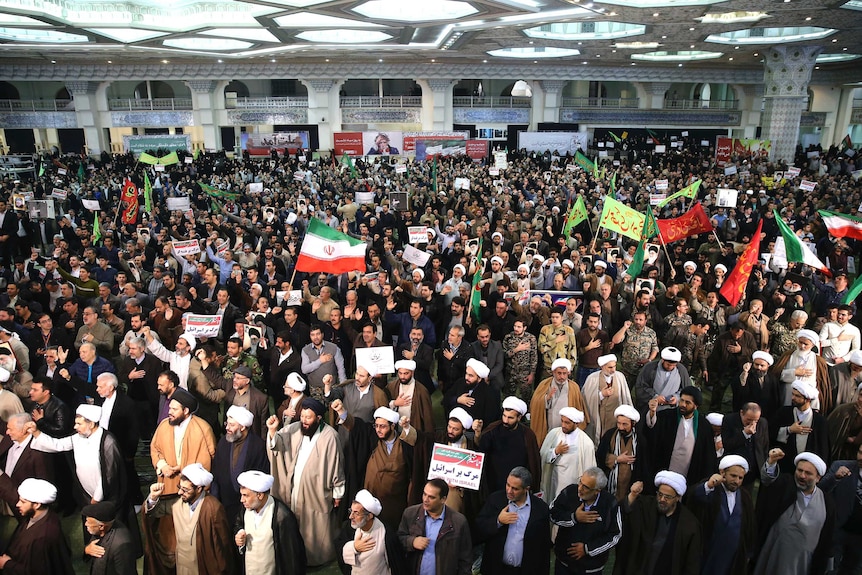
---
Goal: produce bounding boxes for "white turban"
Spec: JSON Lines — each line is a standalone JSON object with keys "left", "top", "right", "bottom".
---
{"left": 683, "top": 261, "right": 697, "bottom": 270}
{"left": 791, "top": 380, "right": 819, "bottom": 400}
{"left": 373, "top": 406, "right": 400, "bottom": 424}
{"left": 714, "top": 264, "right": 727, "bottom": 273}
{"left": 178, "top": 333, "right": 197, "bottom": 351}
{"left": 502, "top": 396, "right": 528, "bottom": 415}
{"left": 562, "top": 259, "right": 575, "bottom": 269}
{"left": 286, "top": 212, "right": 298, "bottom": 225}
{"left": 466, "top": 358, "right": 490, "bottom": 379}
{"left": 394, "top": 359, "right": 416, "bottom": 372}
{"left": 182, "top": 463, "right": 214, "bottom": 487}
{"left": 593, "top": 259, "right": 607, "bottom": 269}
{"left": 559, "top": 407, "right": 584, "bottom": 424}
{"left": 449, "top": 407, "right": 473, "bottom": 430}
{"left": 226, "top": 405, "right": 254, "bottom": 428}
{"left": 518, "top": 264, "right": 529, "bottom": 273}
{"left": 614, "top": 404, "right": 641, "bottom": 423}
{"left": 453, "top": 264, "right": 466, "bottom": 275}
{"left": 491, "top": 256, "right": 504, "bottom": 266}
{"left": 355, "top": 489, "right": 383, "bottom": 515}
{"left": 492, "top": 232, "right": 503, "bottom": 240}
{"left": 661, "top": 347, "right": 682, "bottom": 362}
{"left": 0, "top": 367, "right": 9, "bottom": 383}
{"left": 654, "top": 470, "right": 687, "bottom": 497}
{"left": 18, "top": 478, "right": 57, "bottom": 504}
{"left": 356, "top": 364, "right": 378, "bottom": 378}
{"left": 752, "top": 351, "right": 774, "bottom": 366}
{"left": 551, "top": 358, "right": 572, "bottom": 372}
{"left": 412, "top": 269, "right": 425, "bottom": 280}
{"left": 719, "top": 455, "right": 750, "bottom": 473}
{"left": 286, "top": 372, "right": 307, "bottom": 392}
{"left": 598, "top": 354, "right": 617, "bottom": 367}
{"left": 794, "top": 452, "right": 826, "bottom": 476}
{"left": 797, "top": 329, "right": 819, "bottom": 345}
{"left": 532, "top": 254, "right": 545, "bottom": 264}
{"left": 850, "top": 350, "right": 862, "bottom": 366}
{"left": 76, "top": 404, "right": 102, "bottom": 423}
{"left": 706, "top": 413, "right": 724, "bottom": 426}
{"left": 237, "top": 470, "right": 274, "bottom": 493}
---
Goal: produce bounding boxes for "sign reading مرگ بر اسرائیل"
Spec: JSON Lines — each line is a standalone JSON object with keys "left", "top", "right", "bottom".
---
{"left": 427, "top": 444, "right": 485, "bottom": 491}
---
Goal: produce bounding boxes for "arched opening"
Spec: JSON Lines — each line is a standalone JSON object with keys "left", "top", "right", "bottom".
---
{"left": 133, "top": 81, "right": 174, "bottom": 99}
{"left": 0, "top": 82, "right": 20, "bottom": 100}
{"left": 224, "top": 80, "right": 250, "bottom": 98}
{"left": 55, "top": 87, "right": 71, "bottom": 100}
{"left": 340, "top": 79, "right": 421, "bottom": 97}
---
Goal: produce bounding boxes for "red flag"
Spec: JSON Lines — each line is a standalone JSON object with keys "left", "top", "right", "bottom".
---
{"left": 121, "top": 178, "right": 139, "bottom": 224}
{"left": 657, "top": 202, "right": 713, "bottom": 243}
{"left": 720, "top": 219, "right": 763, "bottom": 307}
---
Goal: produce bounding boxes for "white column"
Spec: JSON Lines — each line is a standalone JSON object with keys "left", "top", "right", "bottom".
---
{"left": 539, "top": 80, "right": 567, "bottom": 123}
{"left": 302, "top": 78, "right": 343, "bottom": 150}
{"left": 186, "top": 80, "right": 220, "bottom": 151}
{"left": 644, "top": 82, "right": 671, "bottom": 109}
{"left": 65, "top": 81, "right": 106, "bottom": 155}
{"left": 420, "top": 79, "right": 455, "bottom": 130}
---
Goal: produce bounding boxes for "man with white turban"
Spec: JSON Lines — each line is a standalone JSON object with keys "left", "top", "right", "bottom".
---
{"left": 277, "top": 371, "right": 309, "bottom": 425}
{"left": 583, "top": 354, "right": 634, "bottom": 445}
{"left": 539, "top": 407, "right": 597, "bottom": 501}
{"left": 142, "top": 325, "right": 196, "bottom": 390}
{"left": 736, "top": 350, "right": 781, "bottom": 416}
{"left": 0, "top": 478, "right": 73, "bottom": 574}
{"left": 530, "top": 357, "right": 589, "bottom": 447}
{"left": 336, "top": 488, "right": 407, "bottom": 575}
{"left": 615, "top": 470, "right": 702, "bottom": 575}
{"left": 773, "top": 328, "right": 833, "bottom": 414}
{"left": 235, "top": 470, "right": 307, "bottom": 575}
{"left": 596, "top": 405, "right": 644, "bottom": 501}
{"left": 477, "top": 396, "right": 543, "bottom": 493}
{"left": 143, "top": 463, "right": 234, "bottom": 574}
{"left": 443, "top": 358, "right": 499, "bottom": 427}
{"left": 770, "top": 380, "right": 829, "bottom": 473}
{"left": 387, "top": 359, "right": 434, "bottom": 434}
{"left": 755, "top": 449, "right": 835, "bottom": 575}
{"left": 691, "top": 455, "right": 757, "bottom": 575}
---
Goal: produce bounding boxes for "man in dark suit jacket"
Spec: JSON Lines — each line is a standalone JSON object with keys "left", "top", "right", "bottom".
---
{"left": 258, "top": 331, "right": 302, "bottom": 407}
{"left": 0, "top": 413, "right": 53, "bottom": 513}
{"left": 96, "top": 373, "right": 142, "bottom": 504}
{"left": 470, "top": 325, "right": 505, "bottom": 391}
{"left": 0, "top": 199, "right": 19, "bottom": 265}
{"left": 476, "top": 466, "right": 551, "bottom": 575}
{"left": 81, "top": 501, "right": 138, "bottom": 575}
{"left": 116, "top": 340, "right": 163, "bottom": 440}
{"left": 818, "top": 446, "right": 862, "bottom": 574}
{"left": 721, "top": 402, "right": 770, "bottom": 490}
{"left": 436, "top": 325, "right": 474, "bottom": 395}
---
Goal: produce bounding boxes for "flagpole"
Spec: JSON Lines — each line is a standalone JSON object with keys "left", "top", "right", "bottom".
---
{"left": 711, "top": 230, "right": 725, "bottom": 250}
{"left": 590, "top": 222, "right": 602, "bottom": 254}
{"left": 288, "top": 268, "right": 298, "bottom": 291}
{"left": 657, "top": 232, "right": 675, "bottom": 277}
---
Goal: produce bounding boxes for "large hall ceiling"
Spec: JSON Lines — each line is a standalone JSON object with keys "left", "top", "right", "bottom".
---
{"left": 0, "top": 0, "right": 860, "bottom": 78}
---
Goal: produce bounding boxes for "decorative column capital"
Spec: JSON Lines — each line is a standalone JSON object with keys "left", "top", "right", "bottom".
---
{"left": 646, "top": 82, "right": 672, "bottom": 96}
{"left": 65, "top": 81, "right": 98, "bottom": 95}
{"left": 307, "top": 79, "right": 337, "bottom": 93}
{"left": 426, "top": 78, "right": 456, "bottom": 92}
{"left": 539, "top": 80, "right": 567, "bottom": 94}
{"left": 185, "top": 80, "right": 216, "bottom": 93}
{"left": 763, "top": 45, "right": 821, "bottom": 98}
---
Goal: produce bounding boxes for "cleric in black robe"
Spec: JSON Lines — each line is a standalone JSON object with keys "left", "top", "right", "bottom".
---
{"left": 769, "top": 380, "right": 830, "bottom": 473}
{"left": 477, "top": 396, "right": 542, "bottom": 494}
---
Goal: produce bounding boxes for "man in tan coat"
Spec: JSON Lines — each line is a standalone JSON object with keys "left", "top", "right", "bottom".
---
{"left": 266, "top": 397, "right": 345, "bottom": 566}
{"left": 149, "top": 387, "right": 217, "bottom": 495}
{"left": 529, "top": 358, "right": 589, "bottom": 447}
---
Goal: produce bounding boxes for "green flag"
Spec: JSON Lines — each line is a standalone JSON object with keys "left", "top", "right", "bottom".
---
{"left": 607, "top": 131, "right": 622, "bottom": 143}
{"left": 627, "top": 239, "right": 647, "bottom": 279}
{"left": 657, "top": 179, "right": 702, "bottom": 208}
{"left": 158, "top": 151, "right": 179, "bottom": 166}
{"left": 201, "top": 183, "right": 238, "bottom": 200}
{"left": 77, "top": 162, "right": 85, "bottom": 183}
{"left": 194, "top": 148, "right": 200, "bottom": 160}
{"left": 843, "top": 274, "right": 862, "bottom": 305}
{"left": 574, "top": 151, "right": 594, "bottom": 173}
{"left": 470, "top": 238, "right": 484, "bottom": 322}
{"left": 600, "top": 166, "right": 607, "bottom": 182}
{"left": 610, "top": 171, "right": 617, "bottom": 195}
{"left": 143, "top": 171, "right": 153, "bottom": 213}
{"left": 92, "top": 214, "right": 101, "bottom": 244}
{"left": 138, "top": 152, "right": 159, "bottom": 165}
{"left": 643, "top": 210, "right": 659, "bottom": 240}
{"left": 563, "top": 196, "right": 588, "bottom": 237}
{"left": 38, "top": 160, "right": 45, "bottom": 178}
{"left": 432, "top": 156, "right": 438, "bottom": 194}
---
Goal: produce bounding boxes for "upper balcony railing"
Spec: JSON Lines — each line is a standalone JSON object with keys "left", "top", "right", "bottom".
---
{"left": 108, "top": 98, "right": 193, "bottom": 111}
{"left": 453, "top": 96, "right": 532, "bottom": 108}
{"left": 339, "top": 96, "right": 423, "bottom": 108}
{"left": 0, "top": 99, "right": 75, "bottom": 112}
{"left": 664, "top": 99, "right": 739, "bottom": 110}
{"left": 227, "top": 96, "right": 309, "bottom": 109}
{"left": 560, "top": 97, "right": 640, "bottom": 108}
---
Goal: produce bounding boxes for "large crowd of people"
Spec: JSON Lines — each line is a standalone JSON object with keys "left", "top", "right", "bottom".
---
{"left": 0, "top": 135, "right": 859, "bottom": 574}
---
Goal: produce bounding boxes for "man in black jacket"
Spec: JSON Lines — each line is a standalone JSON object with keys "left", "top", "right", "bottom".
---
{"left": 476, "top": 466, "right": 551, "bottom": 575}
{"left": 721, "top": 402, "right": 770, "bottom": 490}
{"left": 550, "top": 466, "right": 621, "bottom": 575}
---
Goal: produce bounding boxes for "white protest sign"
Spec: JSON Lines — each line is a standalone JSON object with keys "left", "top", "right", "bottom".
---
{"left": 649, "top": 194, "right": 667, "bottom": 206}
{"left": 286, "top": 290, "right": 303, "bottom": 306}
{"left": 184, "top": 156, "right": 193, "bottom": 164}
{"left": 724, "top": 165, "right": 738, "bottom": 175}
{"left": 185, "top": 315, "right": 223, "bottom": 337}
{"left": 154, "top": 165, "right": 165, "bottom": 172}
{"left": 248, "top": 183, "right": 263, "bottom": 194}
{"left": 454, "top": 177, "right": 470, "bottom": 190}
{"left": 402, "top": 244, "right": 431, "bottom": 267}
{"left": 51, "top": 188, "right": 67, "bottom": 200}
{"left": 355, "top": 345, "right": 395, "bottom": 375}
{"left": 717, "top": 188, "right": 739, "bottom": 207}
{"left": 58, "top": 168, "right": 67, "bottom": 175}
{"left": 786, "top": 167, "right": 801, "bottom": 178}
{"left": 654, "top": 145, "right": 666, "bottom": 153}
{"left": 82, "top": 199, "right": 101, "bottom": 211}
{"left": 852, "top": 169, "right": 862, "bottom": 181}
{"left": 655, "top": 179, "right": 669, "bottom": 191}
{"left": 681, "top": 131, "right": 689, "bottom": 137}
{"left": 408, "top": 226, "right": 428, "bottom": 244}
{"left": 356, "top": 191, "right": 375, "bottom": 204}
{"left": 166, "top": 197, "right": 191, "bottom": 211}
{"left": 489, "top": 167, "right": 500, "bottom": 176}
{"left": 172, "top": 239, "right": 201, "bottom": 256}
{"left": 494, "top": 151, "right": 508, "bottom": 170}
{"left": 428, "top": 444, "right": 485, "bottom": 491}
{"left": 566, "top": 165, "right": 577, "bottom": 172}
{"left": 799, "top": 180, "right": 816, "bottom": 192}
{"left": 293, "top": 171, "right": 305, "bottom": 181}
{"left": 395, "top": 164, "right": 407, "bottom": 174}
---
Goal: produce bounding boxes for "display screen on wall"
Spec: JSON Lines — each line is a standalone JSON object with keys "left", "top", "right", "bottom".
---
{"left": 242, "top": 132, "right": 309, "bottom": 156}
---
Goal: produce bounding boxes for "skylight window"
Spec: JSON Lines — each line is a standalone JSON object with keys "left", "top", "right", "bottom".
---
{"left": 353, "top": 0, "right": 479, "bottom": 22}
{"left": 163, "top": 38, "right": 253, "bottom": 50}
{"left": 695, "top": 11, "right": 770, "bottom": 24}
{"left": 88, "top": 28, "right": 168, "bottom": 43}
{"left": 631, "top": 50, "right": 724, "bottom": 61}
{"left": 706, "top": 26, "right": 836, "bottom": 45}
{"left": 296, "top": 29, "right": 392, "bottom": 43}
{"left": 815, "top": 53, "right": 861, "bottom": 63}
{"left": 275, "top": 13, "right": 379, "bottom": 28}
{"left": 0, "top": 27, "right": 87, "bottom": 42}
{"left": 523, "top": 22, "right": 645, "bottom": 41}
{"left": 487, "top": 46, "right": 580, "bottom": 58}
{"left": 200, "top": 28, "right": 280, "bottom": 43}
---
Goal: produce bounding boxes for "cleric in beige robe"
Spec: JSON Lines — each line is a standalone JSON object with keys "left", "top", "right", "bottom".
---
{"left": 267, "top": 397, "right": 346, "bottom": 566}
{"left": 582, "top": 354, "right": 634, "bottom": 446}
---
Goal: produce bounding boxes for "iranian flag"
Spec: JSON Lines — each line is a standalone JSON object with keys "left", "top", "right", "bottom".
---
{"left": 774, "top": 209, "right": 830, "bottom": 274}
{"left": 295, "top": 218, "right": 367, "bottom": 274}
{"left": 819, "top": 210, "right": 862, "bottom": 241}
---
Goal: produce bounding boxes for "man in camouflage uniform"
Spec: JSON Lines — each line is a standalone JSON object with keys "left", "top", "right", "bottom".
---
{"left": 538, "top": 308, "right": 578, "bottom": 380}
{"left": 664, "top": 318, "right": 711, "bottom": 386}
{"left": 769, "top": 309, "right": 808, "bottom": 359}
{"left": 221, "top": 336, "right": 265, "bottom": 391}
{"left": 502, "top": 318, "right": 538, "bottom": 401}
{"left": 612, "top": 311, "right": 659, "bottom": 385}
